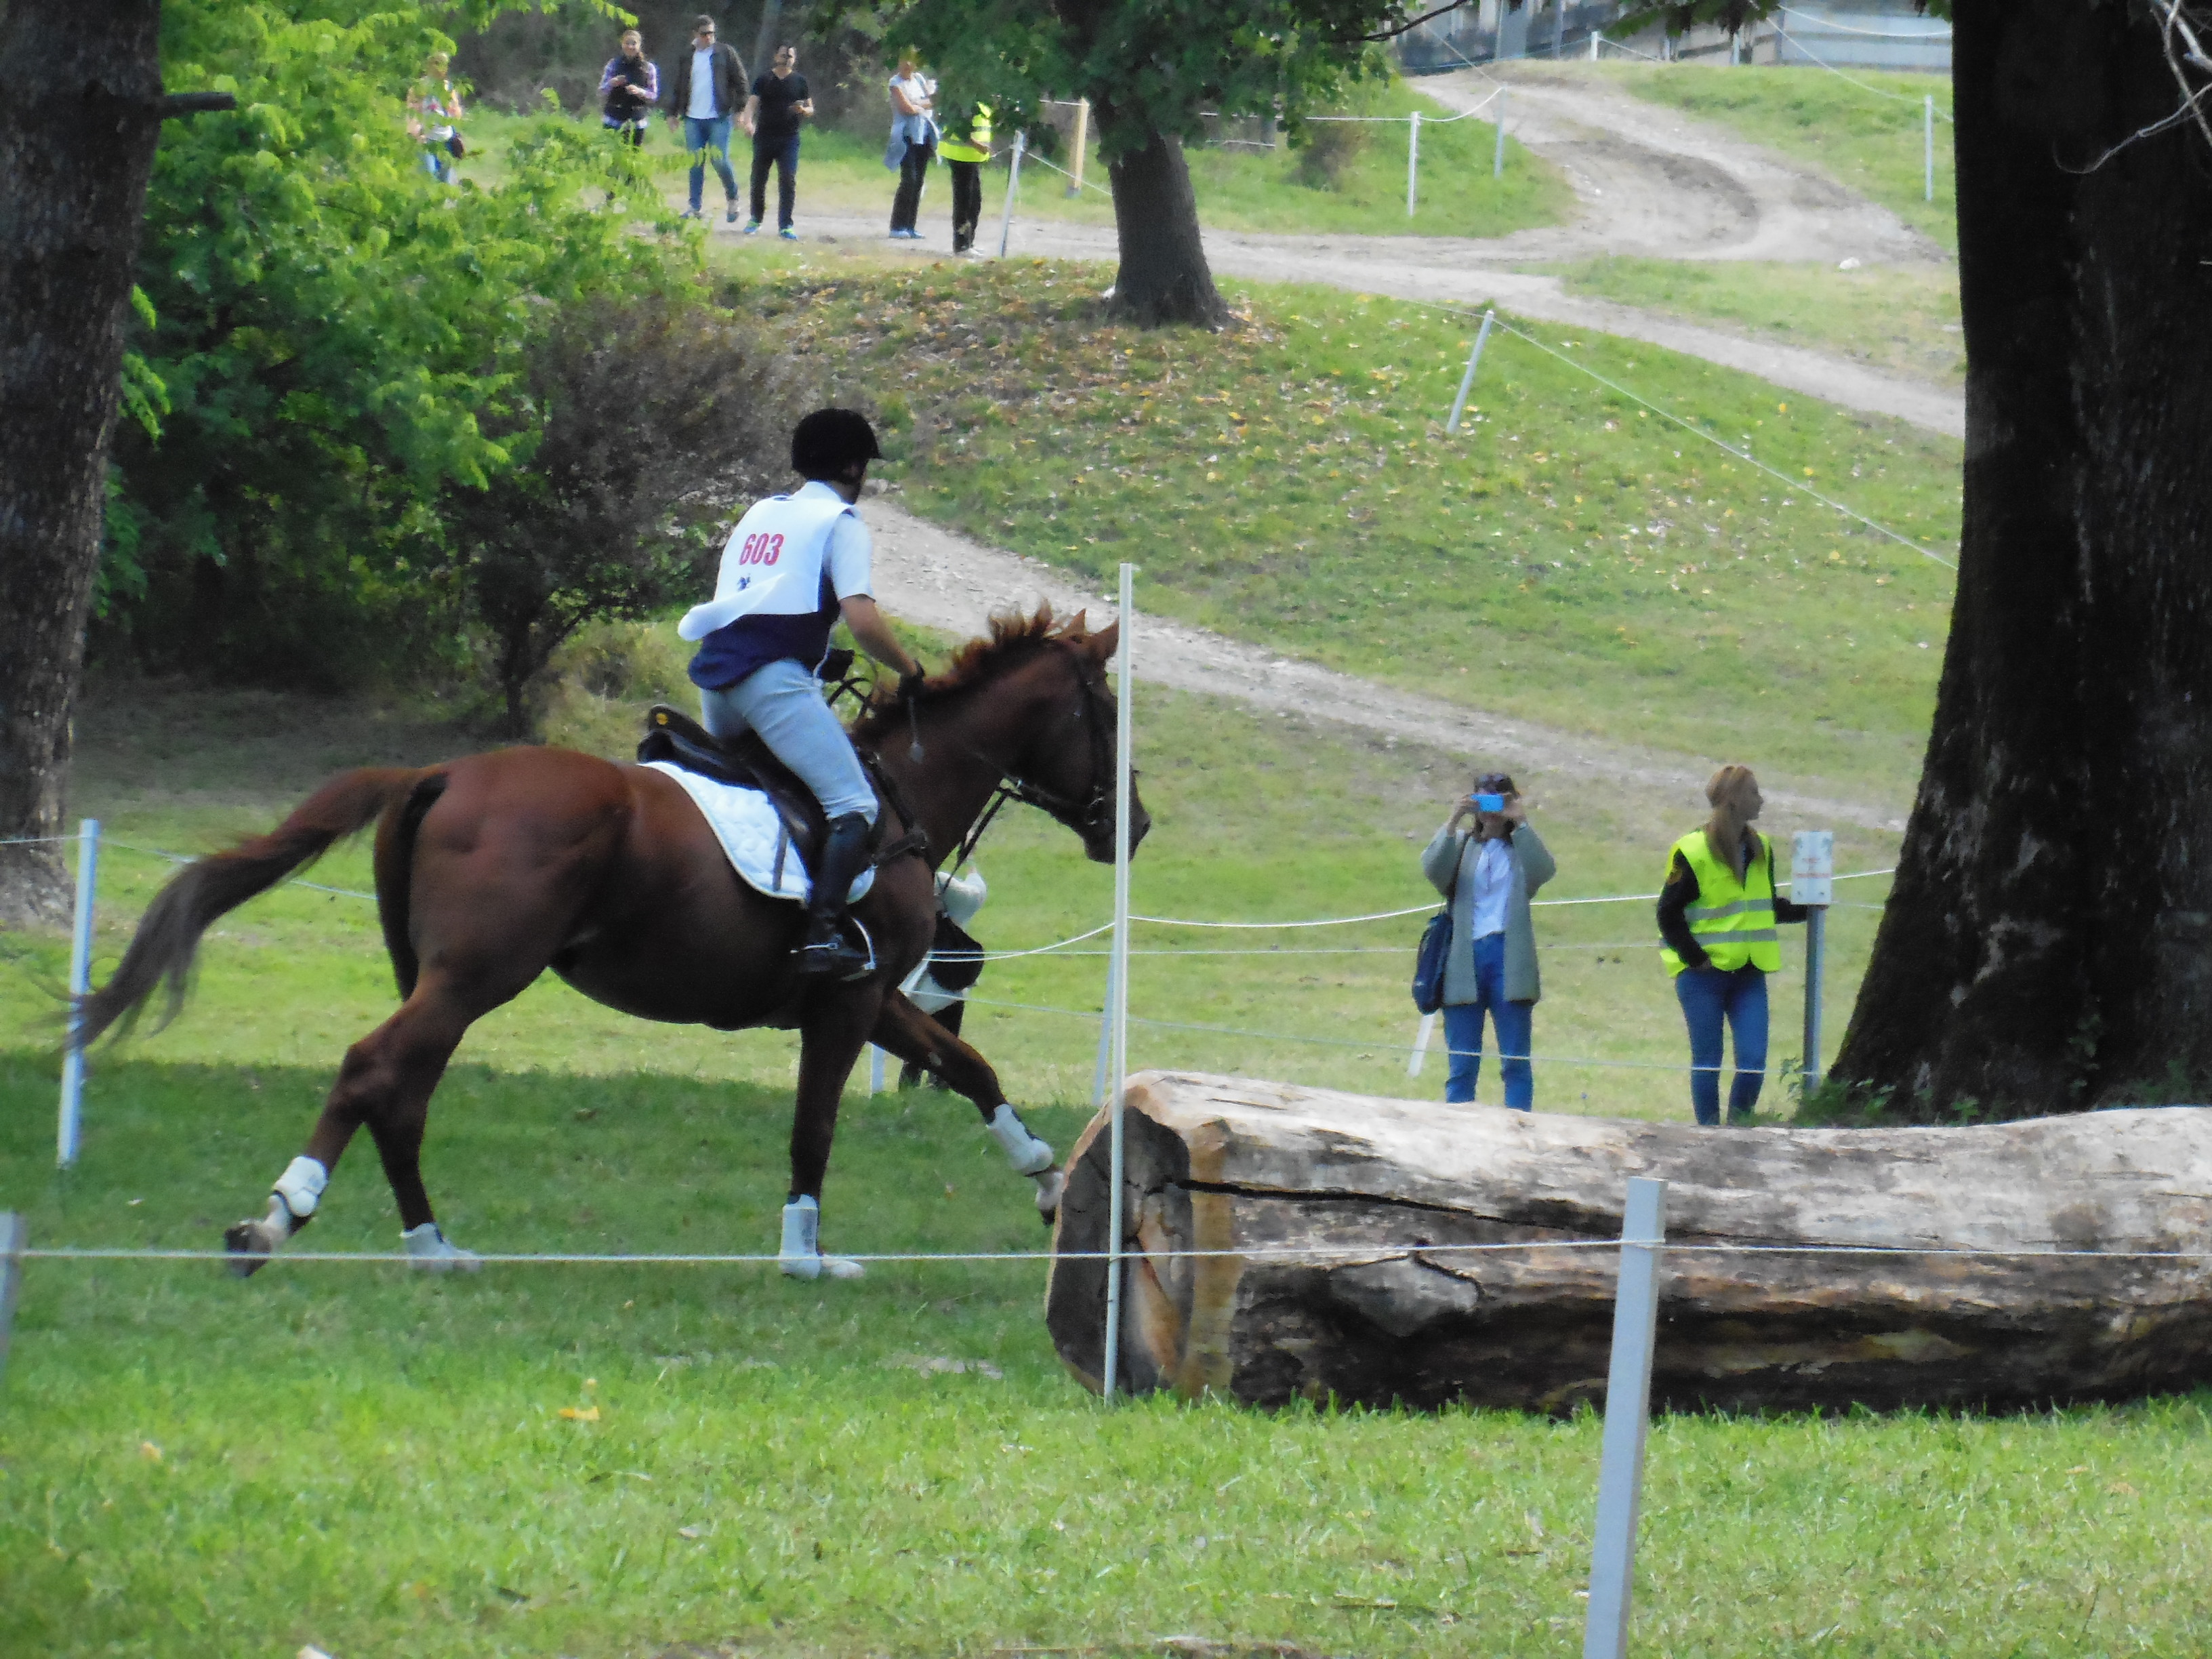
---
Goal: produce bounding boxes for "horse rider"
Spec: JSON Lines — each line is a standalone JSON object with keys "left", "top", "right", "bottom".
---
{"left": 678, "top": 408, "right": 924, "bottom": 977}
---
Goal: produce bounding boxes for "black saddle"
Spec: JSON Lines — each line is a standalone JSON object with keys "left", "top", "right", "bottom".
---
{"left": 638, "top": 703, "right": 928, "bottom": 888}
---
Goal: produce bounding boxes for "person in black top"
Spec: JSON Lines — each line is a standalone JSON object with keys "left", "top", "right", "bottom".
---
{"left": 598, "top": 28, "right": 659, "bottom": 147}
{"left": 742, "top": 43, "right": 813, "bottom": 237}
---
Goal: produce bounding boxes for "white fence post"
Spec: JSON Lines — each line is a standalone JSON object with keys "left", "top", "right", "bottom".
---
{"left": 1583, "top": 1176, "right": 1668, "bottom": 1659}
{"left": 57, "top": 817, "right": 100, "bottom": 1169}
{"left": 1923, "top": 95, "right": 1935, "bottom": 201}
{"left": 868, "top": 1045, "right": 886, "bottom": 1094}
{"left": 997, "top": 129, "right": 1028, "bottom": 258}
{"left": 1067, "top": 98, "right": 1090, "bottom": 196}
{"left": 1407, "top": 1009, "right": 1439, "bottom": 1078}
{"left": 1446, "top": 308, "right": 1496, "bottom": 432}
{"left": 0, "top": 1212, "right": 23, "bottom": 1390}
{"left": 1589, "top": 30, "right": 1601, "bottom": 59}
{"left": 1406, "top": 110, "right": 1420, "bottom": 218}
{"left": 1092, "top": 948, "right": 1120, "bottom": 1107}
{"left": 1492, "top": 88, "right": 1509, "bottom": 178}
{"left": 1101, "top": 562, "right": 1136, "bottom": 1400}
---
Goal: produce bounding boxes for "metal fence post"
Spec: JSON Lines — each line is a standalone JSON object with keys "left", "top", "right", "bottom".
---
{"left": 1492, "top": 88, "right": 1509, "bottom": 178}
{"left": 868, "top": 1046, "right": 886, "bottom": 1094}
{"left": 1791, "top": 831, "right": 1834, "bottom": 1097}
{"left": 1067, "top": 98, "right": 1090, "bottom": 196}
{"left": 1406, "top": 110, "right": 1420, "bottom": 218}
{"left": 1923, "top": 95, "right": 1935, "bottom": 202}
{"left": 57, "top": 817, "right": 100, "bottom": 1169}
{"left": 1407, "top": 1009, "right": 1438, "bottom": 1078}
{"left": 1100, "top": 562, "right": 1136, "bottom": 1401}
{"left": 1583, "top": 1177, "right": 1668, "bottom": 1659}
{"left": 1092, "top": 948, "right": 1120, "bottom": 1108}
{"left": 0, "top": 1212, "right": 25, "bottom": 1391}
{"left": 1446, "top": 308, "right": 1496, "bottom": 432}
{"left": 997, "top": 129, "right": 1028, "bottom": 258}
{"left": 1589, "top": 30, "right": 1601, "bottom": 59}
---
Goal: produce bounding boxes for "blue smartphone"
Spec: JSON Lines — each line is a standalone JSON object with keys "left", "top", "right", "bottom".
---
{"left": 1473, "top": 792, "right": 1506, "bottom": 812}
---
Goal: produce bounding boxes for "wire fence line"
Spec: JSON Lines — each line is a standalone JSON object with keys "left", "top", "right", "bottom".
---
{"left": 1776, "top": 5, "right": 1953, "bottom": 43}
{"left": 19, "top": 1237, "right": 2212, "bottom": 1269}
{"left": 1771, "top": 23, "right": 1956, "bottom": 116}
{"left": 1450, "top": 310, "right": 1961, "bottom": 571}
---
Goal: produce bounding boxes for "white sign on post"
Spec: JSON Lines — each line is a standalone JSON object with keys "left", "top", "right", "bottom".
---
{"left": 1789, "top": 830, "right": 1834, "bottom": 909}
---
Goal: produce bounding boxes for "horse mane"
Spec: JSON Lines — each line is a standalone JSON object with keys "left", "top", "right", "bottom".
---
{"left": 850, "top": 604, "right": 1090, "bottom": 740}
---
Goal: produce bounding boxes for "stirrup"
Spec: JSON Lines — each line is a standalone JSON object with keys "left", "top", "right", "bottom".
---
{"left": 795, "top": 916, "right": 875, "bottom": 981}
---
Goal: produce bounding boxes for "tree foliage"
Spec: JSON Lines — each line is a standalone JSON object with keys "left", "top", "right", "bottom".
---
{"left": 106, "top": 0, "right": 708, "bottom": 692}
{"left": 452, "top": 295, "right": 796, "bottom": 736}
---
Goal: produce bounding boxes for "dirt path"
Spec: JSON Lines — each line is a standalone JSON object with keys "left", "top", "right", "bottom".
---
{"left": 777, "top": 66, "right": 1962, "bottom": 437}
{"left": 863, "top": 495, "right": 1906, "bottom": 832}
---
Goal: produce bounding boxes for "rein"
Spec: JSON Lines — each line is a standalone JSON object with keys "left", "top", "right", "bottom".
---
{"left": 948, "top": 646, "right": 1121, "bottom": 868}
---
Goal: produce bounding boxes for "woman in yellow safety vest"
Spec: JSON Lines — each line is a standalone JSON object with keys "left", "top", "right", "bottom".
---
{"left": 1656, "top": 764, "right": 1808, "bottom": 1125}
{"left": 939, "top": 100, "right": 992, "bottom": 253}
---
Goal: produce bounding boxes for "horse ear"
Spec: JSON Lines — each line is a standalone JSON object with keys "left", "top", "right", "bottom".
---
{"left": 1061, "top": 608, "right": 1088, "bottom": 639}
{"left": 1088, "top": 619, "right": 1120, "bottom": 660}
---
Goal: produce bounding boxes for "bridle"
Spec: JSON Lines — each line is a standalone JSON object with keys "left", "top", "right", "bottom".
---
{"left": 948, "top": 643, "right": 1124, "bottom": 868}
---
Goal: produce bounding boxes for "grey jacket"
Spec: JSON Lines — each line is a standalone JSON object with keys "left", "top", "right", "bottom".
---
{"left": 1421, "top": 821, "right": 1557, "bottom": 1005}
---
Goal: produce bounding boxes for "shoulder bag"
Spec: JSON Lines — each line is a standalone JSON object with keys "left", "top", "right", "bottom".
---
{"left": 1411, "top": 835, "right": 1463, "bottom": 1015}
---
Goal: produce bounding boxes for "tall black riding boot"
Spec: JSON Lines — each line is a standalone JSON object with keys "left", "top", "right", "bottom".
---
{"left": 796, "top": 813, "right": 875, "bottom": 978}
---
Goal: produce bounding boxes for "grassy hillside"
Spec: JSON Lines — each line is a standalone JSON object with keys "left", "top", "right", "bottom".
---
{"left": 1593, "top": 61, "right": 1957, "bottom": 249}
{"left": 1544, "top": 256, "right": 1964, "bottom": 386}
{"left": 746, "top": 259, "right": 1959, "bottom": 804}
{"left": 465, "top": 75, "right": 1572, "bottom": 241}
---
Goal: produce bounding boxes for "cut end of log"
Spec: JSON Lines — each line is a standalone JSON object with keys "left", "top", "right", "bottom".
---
{"left": 1045, "top": 1072, "right": 2212, "bottom": 1414}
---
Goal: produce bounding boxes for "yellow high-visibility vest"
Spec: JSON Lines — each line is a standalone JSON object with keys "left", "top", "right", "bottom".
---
{"left": 1660, "top": 829, "right": 1782, "bottom": 975}
{"left": 940, "top": 104, "right": 992, "bottom": 164}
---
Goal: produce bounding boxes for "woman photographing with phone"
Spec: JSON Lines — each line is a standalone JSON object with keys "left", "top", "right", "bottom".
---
{"left": 1420, "top": 771, "right": 1557, "bottom": 1110}
{"left": 1656, "top": 764, "right": 1809, "bottom": 1125}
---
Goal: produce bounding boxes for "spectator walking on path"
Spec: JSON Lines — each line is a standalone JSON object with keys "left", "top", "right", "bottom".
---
{"left": 885, "top": 54, "right": 937, "bottom": 240}
{"left": 742, "top": 43, "right": 813, "bottom": 239}
{"left": 407, "top": 51, "right": 465, "bottom": 184}
{"left": 599, "top": 28, "right": 659, "bottom": 147}
{"left": 1656, "top": 764, "right": 1809, "bottom": 1126}
{"left": 666, "top": 14, "right": 747, "bottom": 223}
{"left": 937, "top": 99, "right": 991, "bottom": 253}
{"left": 1420, "top": 771, "right": 1556, "bottom": 1111}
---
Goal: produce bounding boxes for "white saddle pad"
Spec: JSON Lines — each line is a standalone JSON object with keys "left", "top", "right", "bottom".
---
{"left": 642, "top": 761, "right": 875, "bottom": 906}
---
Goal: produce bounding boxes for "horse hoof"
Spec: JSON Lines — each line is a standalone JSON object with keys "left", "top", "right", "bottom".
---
{"left": 1033, "top": 1166, "right": 1065, "bottom": 1226}
{"left": 223, "top": 1220, "right": 275, "bottom": 1277}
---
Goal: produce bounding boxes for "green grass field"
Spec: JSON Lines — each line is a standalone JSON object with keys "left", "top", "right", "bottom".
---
{"left": 465, "top": 75, "right": 1572, "bottom": 242}
{"left": 1544, "top": 256, "right": 1964, "bottom": 386}
{"left": 739, "top": 259, "right": 1959, "bottom": 806}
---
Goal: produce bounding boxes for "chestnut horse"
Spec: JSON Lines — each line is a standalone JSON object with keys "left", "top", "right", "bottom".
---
{"left": 79, "top": 609, "right": 1149, "bottom": 1273}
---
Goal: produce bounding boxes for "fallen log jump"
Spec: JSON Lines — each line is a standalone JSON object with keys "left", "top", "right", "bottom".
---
{"left": 1045, "top": 1073, "right": 2212, "bottom": 1414}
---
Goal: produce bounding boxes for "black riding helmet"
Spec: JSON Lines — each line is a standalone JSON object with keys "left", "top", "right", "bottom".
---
{"left": 791, "top": 407, "right": 884, "bottom": 480}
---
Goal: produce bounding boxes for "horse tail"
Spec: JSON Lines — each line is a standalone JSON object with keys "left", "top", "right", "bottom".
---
{"left": 375, "top": 771, "right": 449, "bottom": 1002}
{"left": 78, "top": 767, "right": 428, "bottom": 1048}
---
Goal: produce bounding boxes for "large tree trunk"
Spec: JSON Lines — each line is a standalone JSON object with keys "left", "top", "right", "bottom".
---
{"left": 1831, "top": 0, "right": 2212, "bottom": 1111}
{"left": 1101, "top": 122, "right": 1230, "bottom": 330}
{"left": 1046, "top": 1073, "right": 2212, "bottom": 1414}
{"left": 0, "top": 5, "right": 168, "bottom": 928}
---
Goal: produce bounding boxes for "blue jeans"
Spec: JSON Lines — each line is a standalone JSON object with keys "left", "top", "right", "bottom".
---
{"left": 750, "top": 132, "right": 800, "bottom": 228}
{"left": 684, "top": 115, "right": 737, "bottom": 211}
{"left": 1675, "top": 965, "right": 1769, "bottom": 1126}
{"left": 700, "top": 659, "right": 878, "bottom": 823}
{"left": 1442, "top": 933, "right": 1534, "bottom": 1110}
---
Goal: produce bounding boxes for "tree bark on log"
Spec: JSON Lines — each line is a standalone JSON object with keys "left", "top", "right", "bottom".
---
{"left": 1046, "top": 1073, "right": 2212, "bottom": 1414}
{"left": 0, "top": 5, "right": 167, "bottom": 929}
{"left": 1100, "top": 123, "right": 1229, "bottom": 331}
{"left": 1832, "top": 0, "right": 2212, "bottom": 1111}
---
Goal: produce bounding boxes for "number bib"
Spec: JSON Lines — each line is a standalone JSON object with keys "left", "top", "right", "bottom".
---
{"left": 678, "top": 493, "right": 855, "bottom": 642}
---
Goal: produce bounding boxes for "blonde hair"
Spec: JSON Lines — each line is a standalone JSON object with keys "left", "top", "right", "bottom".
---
{"left": 1702, "top": 764, "right": 1759, "bottom": 881}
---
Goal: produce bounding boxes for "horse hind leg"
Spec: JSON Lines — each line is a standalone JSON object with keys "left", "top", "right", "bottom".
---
{"left": 224, "top": 977, "right": 483, "bottom": 1275}
{"left": 869, "top": 993, "right": 1064, "bottom": 1224}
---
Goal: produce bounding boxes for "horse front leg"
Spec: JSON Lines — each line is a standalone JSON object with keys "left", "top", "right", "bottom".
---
{"left": 869, "top": 991, "right": 1064, "bottom": 1225}
{"left": 785, "top": 987, "right": 882, "bottom": 1282}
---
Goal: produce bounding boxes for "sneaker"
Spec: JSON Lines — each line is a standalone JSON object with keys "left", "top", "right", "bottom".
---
{"left": 726, "top": 203, "right": 740, "bottom": 224}
{"left": 779, "top": 226, "right": 798, "bottom": 241}
{"left": 742, "top": 219, "right": 762, "bottom": 234}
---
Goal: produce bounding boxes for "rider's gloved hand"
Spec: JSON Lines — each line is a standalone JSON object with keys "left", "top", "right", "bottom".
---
{"left": 899, "top": 663, "right": 927, "bottom": 701}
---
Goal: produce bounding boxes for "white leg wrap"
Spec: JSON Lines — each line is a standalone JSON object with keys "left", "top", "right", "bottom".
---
{"left": 401, "top": 1221, "right": 481, "bottom": 1272}
{"left": 779, "top": 1196, "right": 864, "bottom": 1281}
{"left": 1032, "top": 1166, "right": 1066, "bottom": 1221}
{"left": 272, "top": 1155, "right": 329, "bottom": 1221}
{"left": 243, "top": 1193, "right": 298, "bottom": 1252}
{"left": 987, "top": 1105, "right": 1056, "bottom": 1176}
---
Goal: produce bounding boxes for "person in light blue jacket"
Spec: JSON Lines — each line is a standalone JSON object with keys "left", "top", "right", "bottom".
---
{"left": 1420, "top": 771, "right": 1557, "bottom": 1109}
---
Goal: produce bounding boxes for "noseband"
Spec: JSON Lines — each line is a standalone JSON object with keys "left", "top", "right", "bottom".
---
{"left": 951, "top": 645, "right": 1122, "bottom": 867}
